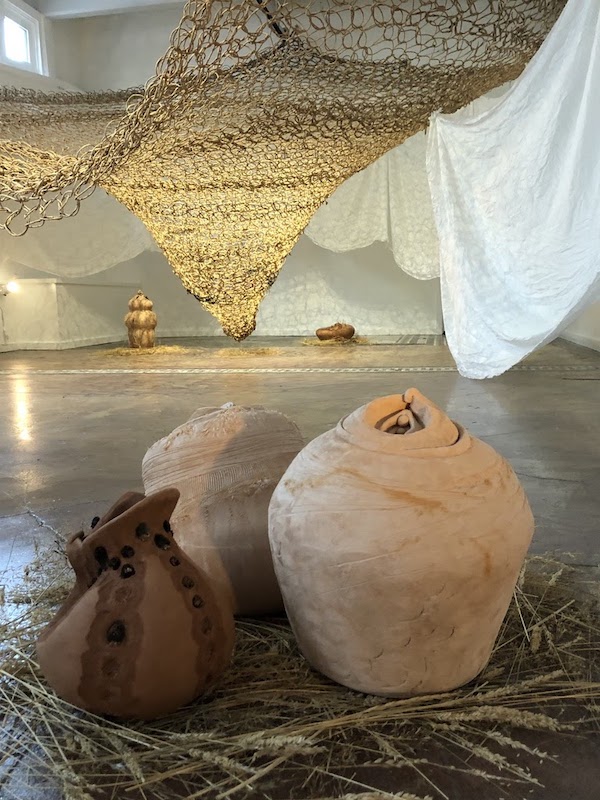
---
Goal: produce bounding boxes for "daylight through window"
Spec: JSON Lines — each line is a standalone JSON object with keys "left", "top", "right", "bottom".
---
{"left": 0, "top": 0, "right": 45, "bottom": 74}
{"left": 3, "top": 16, "right": 30, "bottom": 63}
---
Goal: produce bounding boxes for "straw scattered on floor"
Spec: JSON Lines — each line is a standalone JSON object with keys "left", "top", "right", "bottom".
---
{"left": 212, "top": 347, "right": 286, "bottom": 358}
{"left": 1, "top": 541, "right": 598, "bottom": 800}
{"left": 303, "top": 336, "right": 370, "bottom": 346}
{"left": 101, "top": 344, "right": 193, "bottom": 356}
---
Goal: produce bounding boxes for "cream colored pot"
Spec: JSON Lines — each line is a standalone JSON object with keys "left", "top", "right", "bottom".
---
{"left": 269, "top": 389, "right": 533, "bottom": 696}
{"left": 143, "top": 404, "right": 304, "bottom": 615}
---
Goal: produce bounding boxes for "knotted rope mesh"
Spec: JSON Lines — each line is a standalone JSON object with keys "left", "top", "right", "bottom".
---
{"left": 0, "top": 1, "right": 565, "bottom": 339}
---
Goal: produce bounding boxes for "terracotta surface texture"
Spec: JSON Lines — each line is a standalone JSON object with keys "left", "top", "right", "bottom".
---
{"left": 142, "top": 404, "right": 304, "bottom": 615}
{"left": 316, "top": 322, "right": 356, "bottom": 341}
{"left": 36, "top": 488, "right": 235, "bottom": 720}
{"left": 124, "top": 291, "right": 157, "bottom": 349}
{"left": 269, "top": 388, "right": 534, "bottom": 696}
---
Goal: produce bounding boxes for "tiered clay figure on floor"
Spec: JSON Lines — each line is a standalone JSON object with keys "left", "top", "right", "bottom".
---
{"left": 125, "top": 290, "right": 157, "bottom": 349}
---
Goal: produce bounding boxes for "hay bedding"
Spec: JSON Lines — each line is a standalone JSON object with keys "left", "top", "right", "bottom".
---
{"left": 100, "top": 345, "right": 193, "bottom": 357}
{"left": 0, "top": 541, "right": 598, "bottom": 800}
{"left": 100, "top": 345, "right": 285, "bottom": 358}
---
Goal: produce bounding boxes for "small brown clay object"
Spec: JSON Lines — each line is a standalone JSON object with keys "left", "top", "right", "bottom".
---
{"left": 36, "top": 488, "right": 235, "bottom": 720}
{"left": 315, "top": 322, "right": 355, "bottom": 341}
{"left": 124, "top": 290, "right": 157, "bottom": 348}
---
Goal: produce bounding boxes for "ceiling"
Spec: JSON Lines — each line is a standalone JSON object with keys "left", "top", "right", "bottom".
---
{"left": 31, "top": 0, "right": 186, "bottom": 19}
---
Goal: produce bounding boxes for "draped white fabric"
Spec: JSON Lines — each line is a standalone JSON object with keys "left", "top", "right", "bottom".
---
{"left": 426, "top": 0, "right": 600, "bottom": 379}
{"left": 2, "top": 189, "right": 158, "bottom": 277}
{"left": 305, "top": 133, "right": 440, "bottom": 279}
{"left": 0, "top": 66, "right": 159, "bottom": 277}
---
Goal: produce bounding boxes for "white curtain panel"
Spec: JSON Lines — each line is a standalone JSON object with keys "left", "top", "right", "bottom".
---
{"left": 427, "top": 0, "right": 600, "bottom": 378}
{"left": 1, "top": 189, "right": 158, "bottom": 276}
{"left": 305, "top": 132, "right": 440, "bottom": 280}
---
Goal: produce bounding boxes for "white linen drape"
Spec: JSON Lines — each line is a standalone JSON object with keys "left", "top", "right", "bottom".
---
{"left": 305, "top": 132, "right": 440, "bottom": 280}
{"left": 426, "top": 0, "right": 600, "bottom": 378}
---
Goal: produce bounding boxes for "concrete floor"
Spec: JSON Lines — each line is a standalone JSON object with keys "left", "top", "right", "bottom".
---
{"left": 0, "top": 336, "right": 599, "bottom": 799}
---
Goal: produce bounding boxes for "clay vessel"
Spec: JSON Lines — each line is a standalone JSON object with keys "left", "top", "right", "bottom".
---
{"left": 36, "top": 488, "right": 235, "bottom": 720}
{"left": 124, "top": 290, "right": 157, "bottom": 348}
{"left": 315, "top": 322, "right": 355, "bottom": 341}
{"left": 142, "top": 404, "right": 304, "bottom": 616}
{"left": 269, "top": 389, "right": 534, "bottom": 696}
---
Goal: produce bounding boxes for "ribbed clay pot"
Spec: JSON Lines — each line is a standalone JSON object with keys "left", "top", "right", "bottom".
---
{"left": 36, "top": 488, "right": 235, "bottom": 720}
{"left": 142, "top": 404, "right": 304, "bottom": 616}
{"left": 269, "top": 389, "right": 534, "bottom": 697}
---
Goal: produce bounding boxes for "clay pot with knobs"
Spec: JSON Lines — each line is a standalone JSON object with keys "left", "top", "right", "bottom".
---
{"left": 269, "top": 389, "right": 534, "bottom": 697}
{"left": 124, "top": 290, "right": 157, "bottom": 348}
{"left": 36, "top": 488, "right": 235, "bottom": 720}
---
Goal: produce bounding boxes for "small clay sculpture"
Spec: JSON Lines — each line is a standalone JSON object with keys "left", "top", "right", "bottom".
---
{"left": 36, "top": 488, "right": 235, "bottom": 720}
{"left": 124, "top": 290, "right": 157, "bottom": 348}
{"left": 315, "top": 322, "right": 355, "bottom": 341}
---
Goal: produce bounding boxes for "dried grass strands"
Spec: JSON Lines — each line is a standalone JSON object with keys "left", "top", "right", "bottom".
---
{"left": 0, "top": 553, "right": 598, "bottom": 799}
{"left": 302, "top": 337, "right": 370, "bottom": 347}
{"left": 100, "top": 344, "right": 193, "bottom": 356}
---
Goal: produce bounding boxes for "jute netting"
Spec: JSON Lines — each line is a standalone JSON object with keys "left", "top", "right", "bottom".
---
{"left": 0, "top": 1, "right": 565, "bottom": 339}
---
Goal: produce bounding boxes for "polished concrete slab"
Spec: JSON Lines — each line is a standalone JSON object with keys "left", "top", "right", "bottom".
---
{"left": 0, "top": 337, "right": 599, "bottom": 800}
{"left": 2, "top": 338, "right": 599, "bottom": 562}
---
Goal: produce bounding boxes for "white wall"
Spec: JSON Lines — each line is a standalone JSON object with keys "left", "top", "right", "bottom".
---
{"left": 0, "top": 281, "right": 59, "bottom": 348}
{"left": 0, "top": 279, "right": 139, "bottom": 349}
{"left": 562, "top": 303, "right": 600, "bottom": 352}
{"left": 255, "top": 239, "right": 441, "bottom": 337}
{"left": 54, "top": 7, "right": 182, "bottom": 90}
{"left": 46, "top": 18, "right": 84, "bottom": 86}
{"left": 0, "top": 57, "right": 78, "bottom": 90}
{"left": 0, "top": 239, "right": 442, "bottom": 345}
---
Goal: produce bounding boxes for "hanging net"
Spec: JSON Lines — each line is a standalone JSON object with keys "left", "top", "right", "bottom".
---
{"left": 0, "top": 0, "right": 565, "bottom": 339}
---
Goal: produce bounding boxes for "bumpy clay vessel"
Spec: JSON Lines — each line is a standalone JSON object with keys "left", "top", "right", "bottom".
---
{"left": 142, "top": 404, "right": 304, "bottom": 616}
{"left": 124, "top": 290, "right": 157, "bottom": 349}
{"left": 36, "top": 488, "right": 235, "bottom": 720}
{"left": 269, "top": 389, "right": 534, "bottom": 696}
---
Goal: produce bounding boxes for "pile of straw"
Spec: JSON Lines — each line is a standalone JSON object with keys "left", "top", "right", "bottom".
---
{"left": 212, "top": 348, "right": 285, "bottom": 358}
{"left": 302, "top": 337, "right": 370, "bottom": 347}
{"left": 100, "top": 344, "right": 192, "bottom": 357}
{"left": 1, "top": 543, "right": 598, "bottom": 800}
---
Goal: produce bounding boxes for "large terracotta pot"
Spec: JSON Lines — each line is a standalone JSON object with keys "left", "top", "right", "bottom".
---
{"left": 142, "top": 404, "right": 304, "bottom": 616}
{"left": 269, "top": 389, "right": 534, "bottom": 696}
{"left": 36, "top": 488, "right": 235, "bottom": 720}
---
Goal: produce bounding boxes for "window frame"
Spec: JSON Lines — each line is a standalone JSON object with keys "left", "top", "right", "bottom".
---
{"left": 0, "top": 0, "right": 47, "bottom": 76}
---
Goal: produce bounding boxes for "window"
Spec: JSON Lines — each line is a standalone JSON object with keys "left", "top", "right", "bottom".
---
{"left": 0, "top": 0, "right": 47, "bottom": 75}
{"left": 4, "top": 16, "right": 30, "bottom": 63}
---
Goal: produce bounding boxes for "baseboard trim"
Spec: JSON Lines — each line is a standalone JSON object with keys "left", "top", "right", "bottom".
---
{"left": 0, "top": 336, "right": 125, "bottom": 351}
{"left": 0, "top": 328, "right": 445, "bottom": 351}
{"left": 561, "top": 333, "right": 600, "bottom": 353}
{"left": 0, "top": 331, "right": 220, "bottom": 351}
